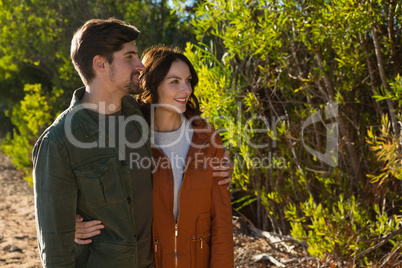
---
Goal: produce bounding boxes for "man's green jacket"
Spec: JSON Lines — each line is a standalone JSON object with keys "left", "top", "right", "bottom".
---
{"left": 33, "top": 88, "right": 152, "bottom": 267}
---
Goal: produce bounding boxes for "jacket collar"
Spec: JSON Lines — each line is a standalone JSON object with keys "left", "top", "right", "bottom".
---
{"left": 68, "top": 87, "right": 143, "bottom": 138}
{"left": 151, "top": 114, "right": 217, "bottom": 157}
{"left": 187, "top": 116, "right": 216, "bottom": 147}
{"left": 68, "top": 87, "right": 99, "bottom": 137}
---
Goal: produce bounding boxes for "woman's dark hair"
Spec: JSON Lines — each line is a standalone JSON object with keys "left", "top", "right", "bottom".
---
{"left": 71, "top": 18, "right": 140, "bottom": 85}
{"left": 139, "top": 45, "right": 201, "bottom": 121}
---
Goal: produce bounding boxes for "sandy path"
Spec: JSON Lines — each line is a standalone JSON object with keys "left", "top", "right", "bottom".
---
{"left": 0, "top": 154, "right": 41, "bottom": 268}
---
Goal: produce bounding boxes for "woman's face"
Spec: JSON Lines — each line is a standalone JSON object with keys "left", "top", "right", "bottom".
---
{"left": 156, "top": 60, "right": 192, "bottom": 114}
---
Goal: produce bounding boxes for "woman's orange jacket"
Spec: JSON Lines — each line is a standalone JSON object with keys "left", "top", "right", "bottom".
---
{"left": 151, "top": 118, "right": 234, "bottom": 268}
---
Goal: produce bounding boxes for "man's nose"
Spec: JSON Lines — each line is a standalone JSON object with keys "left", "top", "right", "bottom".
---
{"left": 134, "top": 60, "right": 145, "bottom": 72}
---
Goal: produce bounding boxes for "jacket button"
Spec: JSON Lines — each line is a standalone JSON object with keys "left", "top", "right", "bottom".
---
{"left": 127, "top": 197, "right": 131, "bottom": 203}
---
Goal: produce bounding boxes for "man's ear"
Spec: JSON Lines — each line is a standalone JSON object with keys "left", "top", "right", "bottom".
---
{"left": 93, "top": 55, "right": 107, "bottom": 73}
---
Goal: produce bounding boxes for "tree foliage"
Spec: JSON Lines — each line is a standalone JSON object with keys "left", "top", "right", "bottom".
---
{"left": 178, "top": 0, "right": 402, "bottom": 265}
{"left": 0, "top": 0, "right": 195, "bottom": 183}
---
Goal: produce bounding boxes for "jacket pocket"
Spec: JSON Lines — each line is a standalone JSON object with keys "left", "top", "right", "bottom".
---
{"left": 74, "top": 155, "right": 126, "bottom": 209}
{"left": 191, "top": 212, "right": 212, "bottom": 268}
{"left": 86, "top": 241, "right": 137, "bottom": 267}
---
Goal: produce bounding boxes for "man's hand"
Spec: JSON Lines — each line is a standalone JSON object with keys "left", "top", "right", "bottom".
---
{"left": 213, "top": 148, "right": 234, "bottom": 190}
{"left": 75, "top": 214, "right": 104, "bottom": 245}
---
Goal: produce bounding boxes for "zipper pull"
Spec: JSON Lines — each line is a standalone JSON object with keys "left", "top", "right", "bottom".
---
{"left": 175, "top": 224, "right": 178, "bottom": 237}
{"left": 200, "top": 238, "right": 203, "bottom": 249}
{"left": 155, "top": 240, "right": 158, "bottom": 253}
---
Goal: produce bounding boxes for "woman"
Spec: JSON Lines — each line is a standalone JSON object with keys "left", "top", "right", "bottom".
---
{"left": 76, "top": 46, "right": 234, "bottom": 267}
{"left": 141, "top": 46, "right": 234, "bottom": 267}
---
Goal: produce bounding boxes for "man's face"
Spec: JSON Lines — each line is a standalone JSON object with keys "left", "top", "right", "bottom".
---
{"left": 109, "top": 42, "right": 145, "bottom": 96}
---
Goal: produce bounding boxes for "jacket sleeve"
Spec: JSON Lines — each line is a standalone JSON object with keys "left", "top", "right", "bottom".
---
{"left": 33, "top": 136, "right": 78, "bottom": 267}
{"left": 209, "top": 132, "right": 234, "bottom": 267}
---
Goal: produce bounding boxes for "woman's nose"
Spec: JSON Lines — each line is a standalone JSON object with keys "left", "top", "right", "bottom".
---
{"left": 181, "top": 83, "right": 192, "bottom": 93}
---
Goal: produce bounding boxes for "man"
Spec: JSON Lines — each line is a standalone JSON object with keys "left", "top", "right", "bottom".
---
{"left": 33, "top": 18, "right": 153, "bottom": 267}
{"left": 33, "top": 18, "right": 232, "bottom": 268}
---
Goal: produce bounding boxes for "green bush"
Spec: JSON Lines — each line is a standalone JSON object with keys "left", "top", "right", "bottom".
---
{"left": 1, "top": 84, "right": 60, "bottom": 185}
{"left": 178, "top": 0, "right": 402, "bottom": 264}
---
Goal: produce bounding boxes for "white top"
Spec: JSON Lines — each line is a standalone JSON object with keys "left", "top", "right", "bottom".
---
{"left": 152, "top": 115, "right": 193, "bottom": 222}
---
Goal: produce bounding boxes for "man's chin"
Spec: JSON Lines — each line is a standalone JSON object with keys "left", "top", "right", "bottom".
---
{"left": 125, "top": 84, "right": 143, "bottom": 95}
{"left": 129, "top": 87, "right": 143, "bottom": 95}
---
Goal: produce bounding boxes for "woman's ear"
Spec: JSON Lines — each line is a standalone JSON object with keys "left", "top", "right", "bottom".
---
{"left": 93, "top": 55, "right": 107, "bottom": 73}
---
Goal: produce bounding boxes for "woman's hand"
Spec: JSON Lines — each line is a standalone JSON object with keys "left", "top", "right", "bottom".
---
{"left": 75, "top": 214, "right": 104, "bottom": 245}
{"left": 213, "top": 148, "right": 234, "bottom": 190}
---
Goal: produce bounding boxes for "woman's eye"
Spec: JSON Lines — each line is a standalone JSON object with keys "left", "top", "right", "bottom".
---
{"left": 186, "top": 79, "right": 191, "bottom": 83}
{"left": 171, "top": 80, "right": 178, "bottom": 84}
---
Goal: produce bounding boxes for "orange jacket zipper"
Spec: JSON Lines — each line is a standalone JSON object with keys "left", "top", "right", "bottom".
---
{"left": 175, "top": 224, "right": 178, "bottom": 268}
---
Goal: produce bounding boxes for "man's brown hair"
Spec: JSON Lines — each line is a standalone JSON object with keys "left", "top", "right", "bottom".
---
{"left": 71, "top": 18, "right": 140, "bottom": 85}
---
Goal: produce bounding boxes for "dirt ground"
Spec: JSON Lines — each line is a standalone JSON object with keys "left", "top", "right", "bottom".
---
{"left": 0, "top": 153, "right": 330, "bottom": 268}
{"left": 0, "top": 154, "right": 41, "bottom": 268}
